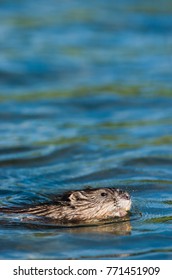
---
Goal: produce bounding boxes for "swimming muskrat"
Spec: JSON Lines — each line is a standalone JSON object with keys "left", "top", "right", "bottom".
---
{"left": 0, "top": 188, "right": 131, "bottom": 224}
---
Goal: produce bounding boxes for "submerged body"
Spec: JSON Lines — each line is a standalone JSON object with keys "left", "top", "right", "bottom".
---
{"left": 0, "top": 188, "right": 131, "bottom": 224}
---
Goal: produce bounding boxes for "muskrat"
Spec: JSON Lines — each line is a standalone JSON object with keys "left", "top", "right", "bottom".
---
{"left": 0, "top": 188, "right": 131, "bottom": 224}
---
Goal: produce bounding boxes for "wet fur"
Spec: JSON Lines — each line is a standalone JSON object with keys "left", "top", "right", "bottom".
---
{"left": 0, "top": 188, "right": 131, "bottom": 223}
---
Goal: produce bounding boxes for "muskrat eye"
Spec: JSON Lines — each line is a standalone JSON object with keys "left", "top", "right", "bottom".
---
{"left": 101, "top": 192, "right": 107, "bottom": 197}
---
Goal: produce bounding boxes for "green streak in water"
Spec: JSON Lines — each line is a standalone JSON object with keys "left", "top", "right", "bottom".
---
{"left": 1, "top": 83, "right": 172, "bottom": 103}
{"left": 163, "top": 200, "right": 172, "bottom": 205}
{"left": 35, "top": 136, "right": 88, "bottom": 146}
{"left": 145, "top": 216, "right": 172, "bottom": 223}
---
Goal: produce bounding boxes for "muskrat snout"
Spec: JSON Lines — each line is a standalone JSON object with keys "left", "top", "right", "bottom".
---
{"left": 116, "top": 189, "right": 130, "bottom": 200}
{"left": 121, "top": 191, "right": 130, "bottom": 201}
{"left": 115, "top": 189, "right": 132, "bottom": 213}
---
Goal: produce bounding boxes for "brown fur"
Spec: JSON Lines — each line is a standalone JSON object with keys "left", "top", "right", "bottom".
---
{"left": 0, "top": 188, "right": 131, "bottom": 224}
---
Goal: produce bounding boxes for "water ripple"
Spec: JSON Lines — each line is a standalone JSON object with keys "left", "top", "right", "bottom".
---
{"left": 0, "top": 0, "right": 172, "bottom": 260}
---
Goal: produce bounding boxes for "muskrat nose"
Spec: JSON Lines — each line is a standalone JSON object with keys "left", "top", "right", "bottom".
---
{"left": 122, "top": 191, "right": 130, "bottom": 200}
{"left": 118, "top": 190, "right": 130, "bottom": 200}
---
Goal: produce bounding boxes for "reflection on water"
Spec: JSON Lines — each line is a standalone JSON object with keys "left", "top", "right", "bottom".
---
{"left": 0, "top": 215, "right": 132, "bottom": 235}
{"left": 0, "top": 0, "right": 172, "bottom": 259}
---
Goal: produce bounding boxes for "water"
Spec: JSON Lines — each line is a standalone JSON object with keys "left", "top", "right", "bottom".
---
{"left": 0, "top": 0, "right": 172, "bottom": 259}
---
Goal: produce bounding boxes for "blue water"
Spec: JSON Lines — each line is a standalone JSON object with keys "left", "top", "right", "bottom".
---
{"left": 0, "top": 0, "right": 172, "bottom": 259}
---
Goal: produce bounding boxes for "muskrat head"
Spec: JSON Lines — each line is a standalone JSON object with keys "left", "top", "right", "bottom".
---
{"left": 65, "top": 187, "right": 131, "bottom": 221}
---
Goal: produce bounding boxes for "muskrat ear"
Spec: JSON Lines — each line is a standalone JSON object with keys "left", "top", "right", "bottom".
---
{"left": 68, "top": 191, "right": 85, "bottom": 202}
{"left": 68, "top": 192, "right": 80, "bottom": 202}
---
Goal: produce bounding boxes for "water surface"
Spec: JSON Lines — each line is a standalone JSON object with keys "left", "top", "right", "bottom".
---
{"left": 0, "top": 0, "right": 172, "bottom": 259}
